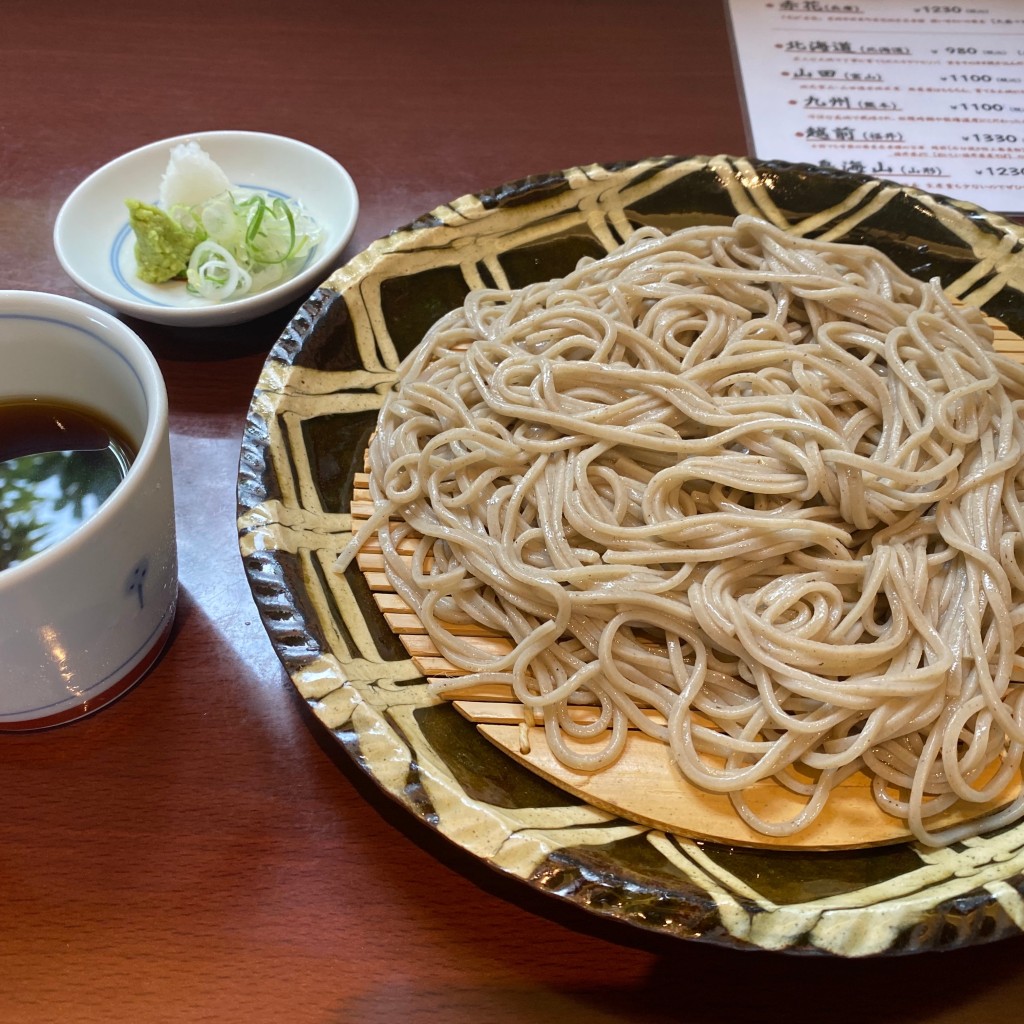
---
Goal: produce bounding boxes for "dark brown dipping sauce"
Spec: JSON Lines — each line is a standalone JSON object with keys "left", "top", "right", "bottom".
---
{"left": 0, "top": 399, "right": 136, "bottom": 571}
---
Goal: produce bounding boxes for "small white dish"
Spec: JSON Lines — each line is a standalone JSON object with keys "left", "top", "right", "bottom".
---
{"left": 53, "top": 130, "right": 359, "bottom": 327}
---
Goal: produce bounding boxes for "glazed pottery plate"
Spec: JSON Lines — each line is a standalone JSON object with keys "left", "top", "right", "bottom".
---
{"left": 237, "top": 154, "right": 1024, "bottom": 957}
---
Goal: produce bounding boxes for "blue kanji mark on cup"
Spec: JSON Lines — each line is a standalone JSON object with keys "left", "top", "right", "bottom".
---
{"left": 126, "top": 557, "right": 150, "bottom": 609}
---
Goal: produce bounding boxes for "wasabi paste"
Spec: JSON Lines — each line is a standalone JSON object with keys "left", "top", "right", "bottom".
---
{"left": 125, "top": 199, "right": 201, "bottom": 284}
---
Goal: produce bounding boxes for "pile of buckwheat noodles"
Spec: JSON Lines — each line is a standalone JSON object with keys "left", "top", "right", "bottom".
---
{"left": 338, "top": 214, "right": 1024, "bottom": 846}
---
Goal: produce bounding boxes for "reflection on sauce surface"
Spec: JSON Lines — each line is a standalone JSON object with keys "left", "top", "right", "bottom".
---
{"left": 0, "top": 399, "right": 136, "bottom": 571}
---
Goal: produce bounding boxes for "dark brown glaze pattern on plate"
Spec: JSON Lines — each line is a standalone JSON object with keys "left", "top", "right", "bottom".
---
{"left": 238, "top": 154, "right": 1024, "bottom": 956}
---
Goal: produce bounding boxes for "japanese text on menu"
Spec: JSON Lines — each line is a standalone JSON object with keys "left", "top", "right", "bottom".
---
{"left": 727, "top": 0, "right": 1024, "bottom": 213}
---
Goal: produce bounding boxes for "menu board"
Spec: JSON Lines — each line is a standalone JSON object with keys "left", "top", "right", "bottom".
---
{"left": 726, "top": 0, "right": 1024, "bottom": 213}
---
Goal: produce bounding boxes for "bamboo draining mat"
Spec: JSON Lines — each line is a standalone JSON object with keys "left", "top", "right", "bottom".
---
{"left": 351, "top": 311, "right": 1023, "bottom": 850}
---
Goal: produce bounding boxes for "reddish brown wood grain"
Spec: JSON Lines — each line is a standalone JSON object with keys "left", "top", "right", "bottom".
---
{"left": 5, "top": 2, "right": 1024, "bottom": 1021}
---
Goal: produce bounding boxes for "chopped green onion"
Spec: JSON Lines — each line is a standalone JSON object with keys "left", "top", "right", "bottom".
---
{"left": 186, "top": 239, "right": 253, "bottom": 300}
{"left": 172, "top": 188, "right": 320, "bottom": 302}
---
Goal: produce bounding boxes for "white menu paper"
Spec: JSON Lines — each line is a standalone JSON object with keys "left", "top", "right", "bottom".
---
{"left": 726, "top": 0, "right": 1024, "bottom": 213}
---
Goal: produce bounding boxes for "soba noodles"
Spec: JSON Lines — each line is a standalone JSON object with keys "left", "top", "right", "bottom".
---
{"left": 338, "top": 214, "right": 1024, "bottom": 846}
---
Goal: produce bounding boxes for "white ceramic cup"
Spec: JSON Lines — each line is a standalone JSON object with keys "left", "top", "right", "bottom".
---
{"left": 0, "top": 291, "right": 178, "bottom": 729}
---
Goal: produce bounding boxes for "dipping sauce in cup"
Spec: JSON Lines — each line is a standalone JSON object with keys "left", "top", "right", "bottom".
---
{"left": 0, "top": 399, "right": 137, "bottom": 571}
{"left": 0, "top": 292, "right": 178, "bottom": 729}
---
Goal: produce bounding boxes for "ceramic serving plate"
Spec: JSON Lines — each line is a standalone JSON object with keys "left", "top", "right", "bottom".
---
{"left": 54, "top": 130, "right": 358, "bottom": 328}
{"left": 237, "top": 154, "right": 1024, "bottom": 957}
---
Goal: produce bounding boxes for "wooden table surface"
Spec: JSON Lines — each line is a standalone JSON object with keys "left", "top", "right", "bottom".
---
{"left": 6, "top": 2, "right": 1024, "bottom": 1021}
